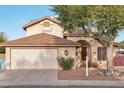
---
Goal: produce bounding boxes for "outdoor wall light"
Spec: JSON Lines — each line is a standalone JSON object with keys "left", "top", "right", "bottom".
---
{"left": 64, "top": 50, "right": 69, "bottom": 56}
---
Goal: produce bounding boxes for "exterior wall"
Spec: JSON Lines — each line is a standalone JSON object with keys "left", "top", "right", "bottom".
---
{"left": 5, "top": 47, "right": 11, "bottom": 70}
{"left": 66, "top": 36, "right": 107, "bottom": 68}
{"left": 26, "top": 19, "right": 63, "bottom": 37}
{"left": 58, "top": 47, "right": 76, "bottom": 58}
{"left": 58, "top": 47, "right": 77, "bottom": 69}
{"left": 92, "top": 45, "right": 107, "bottom": 69}
{"left": 66, "top": 36, "right": 102, "bottom": 46}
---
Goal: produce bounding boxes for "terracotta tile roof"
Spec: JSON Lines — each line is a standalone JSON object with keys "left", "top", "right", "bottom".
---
{"left": 71, "top": 28, "right": 85, "bottom": 35}
{"left": 64, "top": 28, "right": 90, "bottom": 37}
{"left": 23, "top": 16, "right": 61, "bottom": 30}
{"left": 1, "top": 33, "right": 80, "bottom": 47}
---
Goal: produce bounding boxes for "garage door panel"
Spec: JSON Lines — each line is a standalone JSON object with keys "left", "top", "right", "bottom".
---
{"left": 11, "top": 48, "right": 58, "bottom": 69}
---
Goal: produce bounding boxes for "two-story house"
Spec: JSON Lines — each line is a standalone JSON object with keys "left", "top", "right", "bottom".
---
{"left": 1, "top": 16, "right": 118, "bottom": 69}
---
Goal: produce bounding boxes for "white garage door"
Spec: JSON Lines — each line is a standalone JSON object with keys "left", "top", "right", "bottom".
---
{"left": 11, "top": 48, "right": 58, "bottom": 69}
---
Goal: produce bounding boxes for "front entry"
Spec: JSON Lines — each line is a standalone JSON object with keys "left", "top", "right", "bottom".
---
{"left": 77, "top": 40, "right": 91, "bottom": 67}
{"left": 81, "top": 47, "right": 87, "bottom": 61}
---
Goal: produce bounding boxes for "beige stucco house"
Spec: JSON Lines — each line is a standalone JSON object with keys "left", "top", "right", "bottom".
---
{"left": 1, "top": 16, "right": 118, "bottom": 70}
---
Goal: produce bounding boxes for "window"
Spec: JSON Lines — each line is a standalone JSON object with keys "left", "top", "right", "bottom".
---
{"left": 43, "top": 22, "right": 50, "bottom": 27}
{"left": 97, "top": 47, "right": 107, "bottom": 61}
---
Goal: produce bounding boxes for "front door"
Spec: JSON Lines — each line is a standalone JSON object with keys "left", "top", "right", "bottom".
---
{"left": 81, "top": 47, "right": 87, "bottom": 61}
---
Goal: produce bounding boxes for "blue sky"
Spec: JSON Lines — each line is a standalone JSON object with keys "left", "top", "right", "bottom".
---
{"left": 0, "top": 5, "right": 55, "bottom": 40}
{"left": 0, "top": 5, "right": 123, "bottom": 42}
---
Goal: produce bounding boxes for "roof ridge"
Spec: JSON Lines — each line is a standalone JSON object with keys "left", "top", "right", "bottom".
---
{"left": 23, "top": 16, "right": 61, "bottom": 30}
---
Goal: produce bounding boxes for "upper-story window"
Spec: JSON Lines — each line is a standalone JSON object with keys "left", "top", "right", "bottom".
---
{"left": 43, "top": 22, "right": 50, "bottom": 27}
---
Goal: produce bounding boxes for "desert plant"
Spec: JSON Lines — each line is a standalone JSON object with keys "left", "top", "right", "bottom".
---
{"left": 57, "top": 57, "right": 74, "bottom": 70}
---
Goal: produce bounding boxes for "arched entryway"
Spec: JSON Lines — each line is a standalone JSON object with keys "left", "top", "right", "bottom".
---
{"left": 77, "top": 40, "right": 91, "bottom": 66}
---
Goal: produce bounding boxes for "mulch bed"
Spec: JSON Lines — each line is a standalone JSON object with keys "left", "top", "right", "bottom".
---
{"left": 58, "top": 68, "right": 122, "bottom": 80}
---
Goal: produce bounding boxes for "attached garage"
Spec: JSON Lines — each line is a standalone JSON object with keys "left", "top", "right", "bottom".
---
{"left": 2, "top": 33, "right": 80, "bottom": 69}
{"left": 11, "top": 48, "right": 58, "bottom": 69}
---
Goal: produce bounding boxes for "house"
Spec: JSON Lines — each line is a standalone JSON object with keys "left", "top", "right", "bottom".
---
{"left": 1, "top": 16, "right": 118, "bottom": 69}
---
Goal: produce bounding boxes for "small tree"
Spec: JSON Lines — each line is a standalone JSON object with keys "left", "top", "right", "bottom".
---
{"left": 0, "top": 32, "right": 7, "bottom": 53}
{"left": 92, "top": 6, "right": 124, "bottom": 71}
{"left": 51, "top": 6, "right": 92, "bottom": 32}
{"left": 52, "top": 6, "right": 124, "bottom": 72}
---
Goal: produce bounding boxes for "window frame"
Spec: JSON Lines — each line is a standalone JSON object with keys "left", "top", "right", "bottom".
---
{"left": 97, "top": 47, "right": 107, "bottom": 61}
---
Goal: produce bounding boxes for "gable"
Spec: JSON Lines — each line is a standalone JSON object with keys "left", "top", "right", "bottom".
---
{"left": 23, "top": 17, "right": 63, "bottom": 37}
{"left": 23, "top": 17, "right": 61, "bottom": 30}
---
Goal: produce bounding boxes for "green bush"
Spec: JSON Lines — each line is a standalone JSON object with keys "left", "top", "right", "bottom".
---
{"left": 0, "top": 47, "right": 5, "bottom": 53}
{"left": 57, "top": 57, "right": 74, "bottom": 70}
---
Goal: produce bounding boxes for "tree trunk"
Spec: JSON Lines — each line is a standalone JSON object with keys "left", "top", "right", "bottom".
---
{"left": 106, "top": 43, "right": 114, "bottom": 72}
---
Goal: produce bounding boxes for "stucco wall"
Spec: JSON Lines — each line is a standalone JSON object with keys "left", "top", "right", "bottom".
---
{"left": 5, "top": 47, "right": 11, "bottom": 69}
{"left": 58, "top": 47, "right": 76, "bottom": 58}
{"left": 58, "top": 47, "right": 77, "bottom": 69}
{"left": 66, "top": 36, "right": 107, "bottom": 68}
{"left": 26, "top": 19, "right": 63, "bottom": 37}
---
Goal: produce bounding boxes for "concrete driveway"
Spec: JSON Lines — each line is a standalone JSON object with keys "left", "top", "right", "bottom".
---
{"left": 0, "top": 69, "right": 59, "bottom": 87}
{"left": 1, "top": 69, "right": 124, "bottom": 87}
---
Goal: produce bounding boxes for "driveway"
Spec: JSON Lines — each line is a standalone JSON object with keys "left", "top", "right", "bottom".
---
{"left": 1, "top": 69, "right": 124, "bottom": 87}
{"left": 0, "top": 69, "right": 59, "bottom": 87}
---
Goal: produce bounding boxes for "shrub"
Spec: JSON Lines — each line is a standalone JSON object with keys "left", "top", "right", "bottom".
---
{"left": 0, "top": 47, "right": 5, "bottom": 54}
{"left": 113, "top": 56, "right": 124, "bottom": 66}
{"left": 57, "top": 57, "right": 74, "bottom": 70}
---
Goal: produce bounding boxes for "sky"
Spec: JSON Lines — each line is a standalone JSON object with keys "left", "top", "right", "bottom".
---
{"left": 0, "top": 5, "right": 124, "bottom": 42}
{"left": 0, "top": 5, "right": 55, "bottom": 40}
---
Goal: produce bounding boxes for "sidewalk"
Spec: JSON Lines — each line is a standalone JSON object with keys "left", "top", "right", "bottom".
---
{"left": 0, "top": 70, "right": 124, "bottom": 88}
{"left": 2, "top": 80, "right": 124, "bottom": 88}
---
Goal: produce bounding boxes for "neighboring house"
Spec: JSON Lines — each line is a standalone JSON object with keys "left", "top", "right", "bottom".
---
{"left": 1, "top": 16, "right": 118, "bottom": 69}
